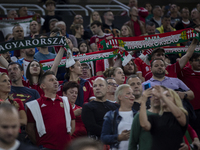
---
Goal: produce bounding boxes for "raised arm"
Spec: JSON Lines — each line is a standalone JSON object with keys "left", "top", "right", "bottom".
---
{"left": 155, "top": 86, "right": 187, "bottom": 126}
{"left": 179, "top": 38, "right": 198, "bottom": 69}
{"left": 50, "top": 46, "right": 65, "bottom": 76}
{"left": 0, "top": 55, "right": 9, "bottom": 68}
{"left": 139, "top": 88, "right": 152, "bottom": 131}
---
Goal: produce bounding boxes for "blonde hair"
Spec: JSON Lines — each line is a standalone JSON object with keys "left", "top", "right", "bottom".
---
{"left": 159, "top": 87, "right": 188, "bottom": 116}
{"left": 0, "top": 72, "right": 15, "bottom": 104}
{"left": 119, "top": 25, "right": 133, "bottom": 37}
{"left": 90, "top": 11, "right": 102, "bottom": 24}
{"left": 115, "top": 84, "right": 131, "bottom": 104}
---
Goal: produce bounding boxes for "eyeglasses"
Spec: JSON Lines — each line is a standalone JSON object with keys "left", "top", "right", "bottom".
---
{"left": 82, "top": 66, "right": 90, "bottom": 70}
{"left": 108, "top": 82, "right": 118, "bottom": 87}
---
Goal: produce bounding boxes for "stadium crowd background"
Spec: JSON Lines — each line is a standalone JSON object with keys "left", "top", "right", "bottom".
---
{"left": 0, "top": 0, "right": 200, "bottom": 150}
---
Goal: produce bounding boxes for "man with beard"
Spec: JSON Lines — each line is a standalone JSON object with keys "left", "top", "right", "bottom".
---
{"left": 81, "top": 77, "right": 119, "bottom": 139}
{"left": 17, "top": 48, "right": 35, "bottom": 77}
{"left": 0, "top": 103, "right": 38, "bottom": 150}
{"left": 122, "top": 60, "right": 137, "bottom": 78}
{"left": 142, "top": 58, "right": 194, "bottom": 100}
{"left": 34, "top": 35, "right": 56, "bottom": 61}
{"left": 126, "top": 75, "right": 150, "bottom": 111}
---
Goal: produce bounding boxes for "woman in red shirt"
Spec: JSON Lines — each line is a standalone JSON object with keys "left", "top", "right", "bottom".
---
{"left": 0, "top": 72, "right": 27, "bottom": 126}
{"left": 62, "top": 81, "right": 87, "bottom": 139}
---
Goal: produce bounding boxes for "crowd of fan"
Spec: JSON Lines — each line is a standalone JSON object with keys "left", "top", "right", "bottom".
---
{"left": 1, "top": 0, "right": 200, "bottom": 150}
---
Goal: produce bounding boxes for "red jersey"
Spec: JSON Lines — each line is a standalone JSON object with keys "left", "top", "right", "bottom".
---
{"left": 134, "top": 57, "right": 181, "bottom": 81}
{"left": 96, "top": 59, "right": 109, "bottom": 73}
{"left": 145, "top": 61, "right": 181, "bottom": 81}
{"left": 86, "top": 75, "right": 104, "bottom": 86}
{"left": 27, "top": 95, "right": 75, "bottom": 150}
{"left": 57, "top": 78, "right": 95, "bottom": 105}
{"left": 71, "top": 105, "right": 87, "bottom": 139}
{"left": 23, "top": 80, "right": 44, "bottom": 96}
{"left": 9, "top": 98, "right": 25, "bottom": 111}
{"left": 178, "top": 67, "right": 200, "bottom": 110}
{"left": 90, "top": 33, "right": 112, "bottom": 46}
{"left": 0, "top": 66, "right": 8, "bottom": 74}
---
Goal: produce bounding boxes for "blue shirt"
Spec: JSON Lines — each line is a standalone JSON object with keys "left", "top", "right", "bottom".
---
{"left": 34, "top": 52, "right": 56, "bottom": 62}
{"left": 142, "top": 76, "right": 190, "bottom": 91}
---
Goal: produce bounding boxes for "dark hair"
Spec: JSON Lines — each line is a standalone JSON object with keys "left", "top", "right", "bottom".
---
{"left": 67, "top": 137, "right": 103, "bottom": 150}
{"left": 5, "top": 33, "right": 12, "bottom": 41}
{"left": 151, "top": 47, "right": 165, "bottom": 58}
{"left": 51, "top": 27, "right": 61, "bottom": 33}
{"left": 64, "top": 60, "right": 79, "bottom": 80}
{"left": 121, "top": 59, "right": 137, "bottom": 74}
{"left": 70, "top": 24, "right": 82, "bottom": 35}
{"left": 126, "top": 74, "right": 141, "bottom": 84}
{"left": 153, "top": 5, "right": 161, "bottom": 11}
{"left": 146, "top": 21, "right": 156, "bottom": 27}
{"left": 39, "top": 70, "right": 55, "bottom": 85}
{"left": 162, "top": 14, "right": 171, "bottom": 20}
{"left": 181, "top": 7, "right": 189, "bottom": 13}
{"left": 103, "top": 10, "right": 112, "bottom": 16}
{"left": 78, "top": 41, "right": 89, "bottom": 54}
{"left": 8, "top": 62, "right": 23, "bottom": 71}
{"left": 18, "top": 6, "right": 27, "bottom": 11}
{"left": 49, "top": 18, "right": 58, "bottom": 25}
{"left": 62, "top": 81, "right": 80, "bottom": 94}
{"left": 45, "top": 0, "right": 56, "bottom": 7}
{"left": 26, "top": 60, "right": 44, "bottom": 86}
{"left": 90, "top": 21, "right": 102, "bottom": 27}
{"left": 103, "top": 67, "right": 121, "bottom": 78}
{"left": 151, "top": 58, "right": 165, "bottom": 67}
{"left": 189, "top": 53, "right": 200, "bottom": 61}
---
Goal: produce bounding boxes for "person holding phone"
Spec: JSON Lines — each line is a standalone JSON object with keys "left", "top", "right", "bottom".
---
{"left": 101, "top": 84, "right": 137, "bottom": 150}
{"left": 139, "top": 85, "right": 188, "bottom": 150}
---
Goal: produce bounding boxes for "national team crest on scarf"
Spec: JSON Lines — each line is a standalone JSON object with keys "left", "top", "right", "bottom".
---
{"left": 60, "top": 102, "right": 64, "bottom": 108}
{"left": 83, "top": 86, "right": 87, "bottom": 92}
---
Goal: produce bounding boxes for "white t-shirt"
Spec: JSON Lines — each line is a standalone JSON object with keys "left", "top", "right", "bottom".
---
{"left": 113, "top": 111, "right": 133, "bottom": 150}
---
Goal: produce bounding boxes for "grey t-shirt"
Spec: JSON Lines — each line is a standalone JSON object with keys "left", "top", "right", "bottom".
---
{"left": 34, "top": 52, "right": 56, "bottom": 62}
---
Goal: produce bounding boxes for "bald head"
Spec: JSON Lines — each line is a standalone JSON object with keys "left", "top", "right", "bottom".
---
{"left": 93, "top": 77, "right": 107, "bottom": 100}
{"left": 0, "top": 103, "right": 20, "bottom": 145}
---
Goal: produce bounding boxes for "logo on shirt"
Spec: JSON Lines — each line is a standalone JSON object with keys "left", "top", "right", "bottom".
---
{"left": 41, "top": 104, "right": 47, "bottom": 107}
{"left": 60, "top": 102, "right": 64, "bottom": 108}
{"left": 83, "top": 86, "right": 87, "bottom": 92}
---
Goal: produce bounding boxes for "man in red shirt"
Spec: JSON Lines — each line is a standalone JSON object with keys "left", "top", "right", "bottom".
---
{"left": 134, "top": 38, "right": 199, "bottom": 81}
{"left": 26, "top": 71, "right": 75, "bottom": 150}
{"left": 90, "top": 21, "right": 113, "bottom": 51}
{"left": 178, "top": 52, "right": 200, "bottom": 138}
{"left": 124, "top": 7, "right": 146, "bottom": 37}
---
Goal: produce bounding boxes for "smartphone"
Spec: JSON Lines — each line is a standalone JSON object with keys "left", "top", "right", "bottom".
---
{"left": 56, "top": 32, "right": 60, "bottom": 36}
{"left": 144, "top": 83, "right": 151, "bottom": 90}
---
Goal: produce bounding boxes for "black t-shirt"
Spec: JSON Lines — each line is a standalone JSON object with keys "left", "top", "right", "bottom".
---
{"left": 17, "top": 142, "right": 39, "bottom": 150}
{"left": 10, "top": 86, "right": 40, "bottom": 105}
{"left": 42, "top": 15, "right": 62, "bottom": 33}
{"left": 148, "top": 112, "right": 188, "bottom": 150}
{"left": 81, "top": 100, "right": 119, "bottom": 138}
